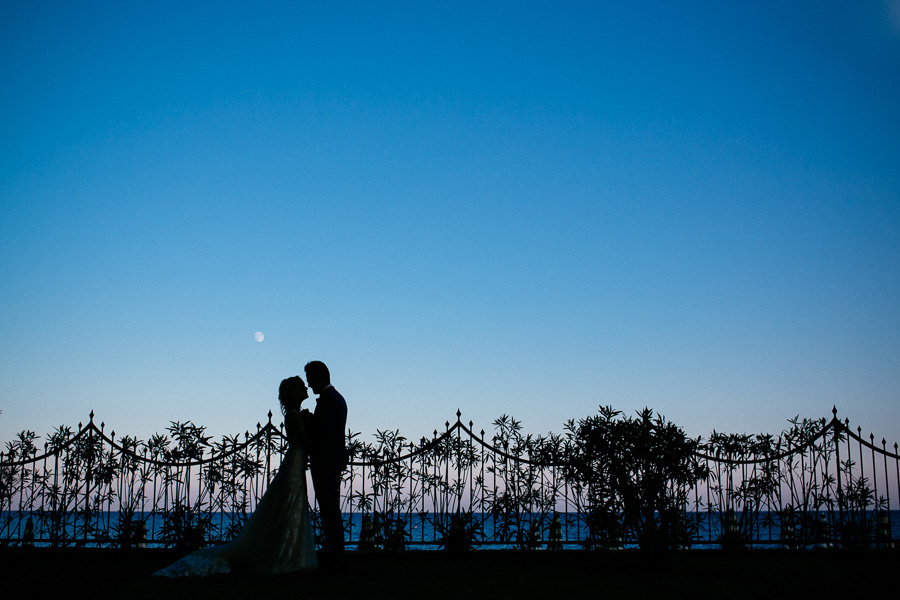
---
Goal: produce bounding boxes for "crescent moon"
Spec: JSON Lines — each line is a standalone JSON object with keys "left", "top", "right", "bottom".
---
{"left": 254, "top": 332, "right": 264, "bottom": 343}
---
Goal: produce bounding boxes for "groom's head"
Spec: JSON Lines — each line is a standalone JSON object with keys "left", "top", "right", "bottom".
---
{"left": 304, "top": 360, "right": 330, "bottom": 395}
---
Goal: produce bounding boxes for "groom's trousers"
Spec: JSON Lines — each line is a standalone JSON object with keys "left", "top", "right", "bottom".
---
{"left": 312, "top": 467, "right": 344, "bottom": 555}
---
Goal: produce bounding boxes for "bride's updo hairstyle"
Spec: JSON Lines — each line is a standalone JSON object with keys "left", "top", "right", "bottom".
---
{"left": 279, "top": 376, "right": 305, "bottom": 414}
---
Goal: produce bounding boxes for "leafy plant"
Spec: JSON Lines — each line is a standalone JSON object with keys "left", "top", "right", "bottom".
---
{"left": 434, "top": 510, "right": 483, "bottom": 553}
{"left": 157, "top": 501, "right": 213, "bottom": 551}
{"left": 482, "top": 415, "right": 561, "bottom": 550}
{"left": 564, "top": 406, "right": 707, "bottom": 553}
{"left": 381, "top": 514, "right": 411, "bottom": 552}
{"left": 836, "top": 468, "right": 880, "bottom": 548}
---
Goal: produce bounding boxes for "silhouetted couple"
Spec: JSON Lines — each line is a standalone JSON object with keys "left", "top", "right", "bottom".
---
{"left": 155, "top": 361, "right": 348, "bottom": 577}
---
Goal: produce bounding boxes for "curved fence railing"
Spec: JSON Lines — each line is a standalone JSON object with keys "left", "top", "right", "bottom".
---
{"left": 1, "top": 407, "right": 897, "bottom": 549}
{"left": 687, "top": 409, "right": 899, "bottom": 549}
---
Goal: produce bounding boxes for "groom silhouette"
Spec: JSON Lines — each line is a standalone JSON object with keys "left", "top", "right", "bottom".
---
{"left": 304, "top": 360, "right": 348, "bottom": 562}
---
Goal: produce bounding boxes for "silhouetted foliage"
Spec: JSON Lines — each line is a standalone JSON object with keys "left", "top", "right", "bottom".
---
{"left": 1, "top": 406, "right": 892, "bottom": 550}
{"left": 563, "top": 406, "right": 708, "bottom": 553}
{"left": 434, "top": 510, "right": 483, "bottom": 553}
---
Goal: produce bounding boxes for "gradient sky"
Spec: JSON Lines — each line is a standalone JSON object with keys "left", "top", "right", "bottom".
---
{"left": 2, "top": 1, "right": 899, "bottom": 450}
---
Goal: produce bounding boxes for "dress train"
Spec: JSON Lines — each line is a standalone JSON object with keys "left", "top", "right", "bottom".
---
{"left": 154, "top": 434, "right": 316, "bottom": 576}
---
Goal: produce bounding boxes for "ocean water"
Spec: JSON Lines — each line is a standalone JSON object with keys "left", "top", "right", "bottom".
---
{"left": 4, "top": 510, "right": 900, "bottom": 550}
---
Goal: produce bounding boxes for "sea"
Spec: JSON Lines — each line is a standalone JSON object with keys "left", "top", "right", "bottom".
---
{"left": 3, "top": 510, "right": 900, "bottom": 550}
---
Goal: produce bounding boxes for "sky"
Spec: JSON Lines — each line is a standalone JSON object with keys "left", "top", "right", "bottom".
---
{"left": 2, "top": 1, "right": 899, "bottom": 451}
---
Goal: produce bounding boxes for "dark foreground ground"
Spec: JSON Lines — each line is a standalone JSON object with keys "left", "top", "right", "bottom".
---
{"left": 1, "top": 547, "right": 896, "bottom": 599}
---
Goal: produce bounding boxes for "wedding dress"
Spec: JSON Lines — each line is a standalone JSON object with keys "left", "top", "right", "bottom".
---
{"left": 154, "top": 409, "right": 317, "bottom": 576}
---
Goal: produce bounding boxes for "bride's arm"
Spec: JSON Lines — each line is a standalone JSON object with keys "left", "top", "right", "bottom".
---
{"left": 285, "top": 409, "right": 313, "bottom": 449}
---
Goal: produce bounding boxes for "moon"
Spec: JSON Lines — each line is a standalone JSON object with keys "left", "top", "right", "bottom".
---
{"left": 254, "top": 331, "right": 264, "bottom": 343}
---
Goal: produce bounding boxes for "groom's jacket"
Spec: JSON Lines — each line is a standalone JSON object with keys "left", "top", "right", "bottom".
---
{"left": 311, "top": 386, "right": 348, "bottom": 472}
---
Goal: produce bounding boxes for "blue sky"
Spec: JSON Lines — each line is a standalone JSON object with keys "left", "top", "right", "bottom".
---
{"left": 2, "top": 1, "right": 899, "bottom": 449}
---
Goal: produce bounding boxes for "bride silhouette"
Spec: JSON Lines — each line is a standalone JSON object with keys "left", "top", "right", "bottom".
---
{"left": 154, "top": 377, "right": 317, "bottom": 576}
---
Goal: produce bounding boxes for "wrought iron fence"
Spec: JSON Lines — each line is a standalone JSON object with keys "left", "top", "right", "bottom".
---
{"left": 1, "top": 407, "right": 897, "bottom": 550}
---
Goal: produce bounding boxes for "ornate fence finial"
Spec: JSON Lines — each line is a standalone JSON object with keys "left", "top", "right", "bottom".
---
{"left": 89, "top": 411, "right": 94, "bottom": 423}
{"left": 456, "top": 409, "right": 461, "bottom": 421}
{"left": 832, "top": 406, "right": 838, "bottom": 417}
{"left": 268, "top": 410, "right": 273, "bottom": 424}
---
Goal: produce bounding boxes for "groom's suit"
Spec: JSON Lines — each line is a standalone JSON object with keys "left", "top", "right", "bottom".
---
{"left": 311, "top": 385, "right": 348, "bottom": 555}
